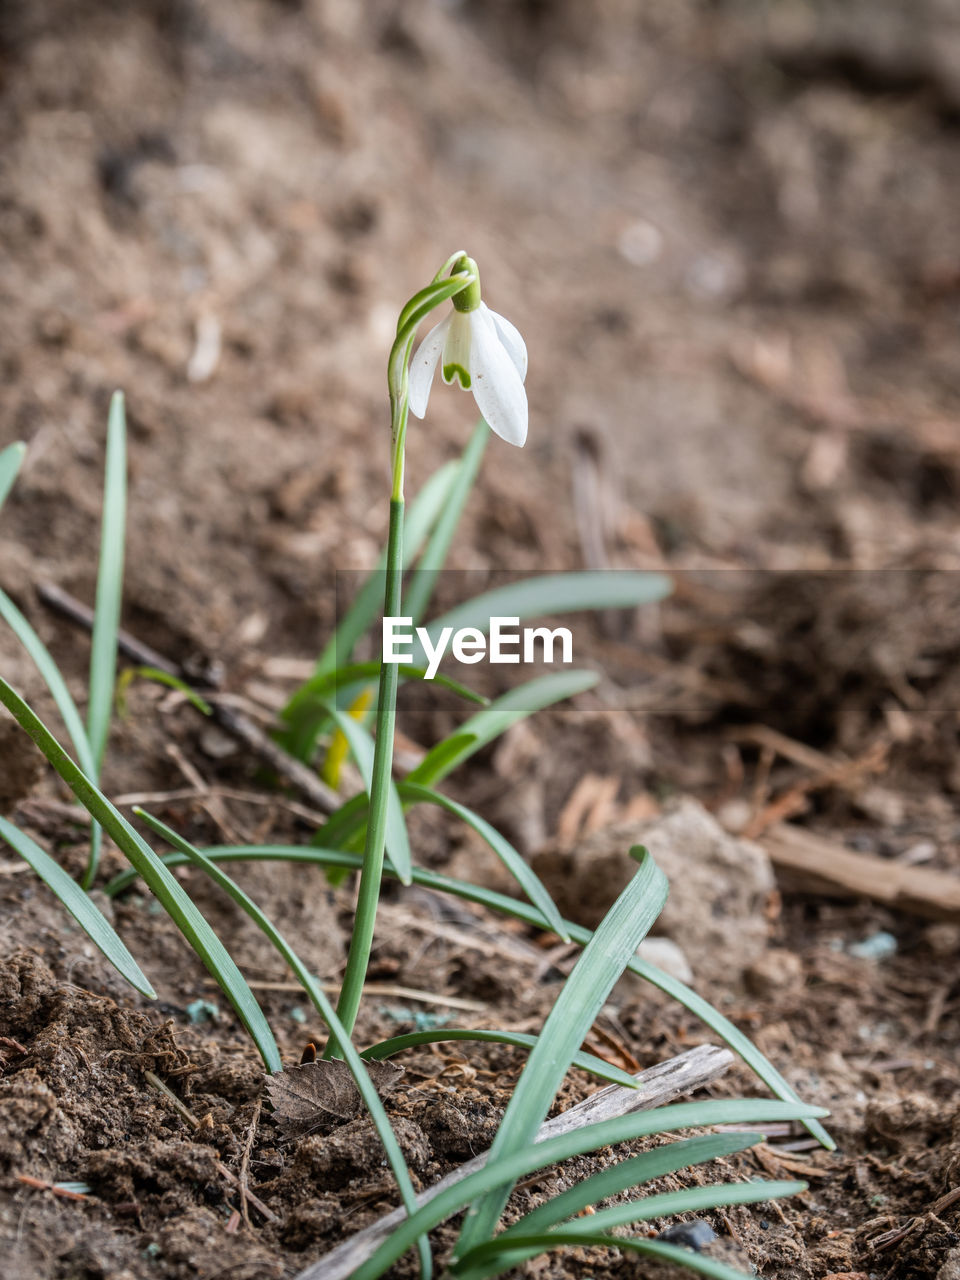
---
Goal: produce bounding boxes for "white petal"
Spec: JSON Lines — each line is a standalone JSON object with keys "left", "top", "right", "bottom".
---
{"left": 484, "top": 303, "right": 527, "bottom": 382}
{"left": 467, "top": 307, "right": 528, "bottom": 447}
{"left": 408, "top": 315, "right": 450, "bottom": 419}
{"left": 441, "top": 311, "right": 473, "bottom": 388}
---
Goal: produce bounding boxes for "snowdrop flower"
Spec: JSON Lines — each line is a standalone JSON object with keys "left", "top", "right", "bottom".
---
{"left": 408, "top": 256, "right": 528, "bottom": 447}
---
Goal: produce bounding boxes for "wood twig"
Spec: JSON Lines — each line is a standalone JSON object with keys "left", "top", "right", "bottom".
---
{"left": 15, "top": 1174, "right": 91, "bottom": 1201}
{"left": 206, "top": 977, "right": 487, "bottom": 1013}
{"left": 291, "top": 1043, "right": 734, "bottom": 1280}
{"left": 762, "top": 823, "right": 960, "bottom": 923}
{"left": 239, "top": 1098, "right": 262, "bottom": 1231}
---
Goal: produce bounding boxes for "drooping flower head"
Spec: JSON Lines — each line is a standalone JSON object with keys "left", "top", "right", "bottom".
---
{"left": 408, "top": 255, "right": 528, "bottom": 447}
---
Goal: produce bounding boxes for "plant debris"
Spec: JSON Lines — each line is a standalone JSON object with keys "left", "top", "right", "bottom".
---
{"left": 265, "top": 1059, "right": 404, "bottom": 1140}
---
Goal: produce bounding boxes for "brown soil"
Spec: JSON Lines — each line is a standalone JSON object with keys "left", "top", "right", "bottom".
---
{"left": 2, "top": 2, "right": 960, "bottom": 1278}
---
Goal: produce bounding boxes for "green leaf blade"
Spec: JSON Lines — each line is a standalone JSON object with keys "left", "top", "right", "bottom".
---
{"left": 408, "top": 670, "right": 599, "bottom": 787}
{"left": 322, "top": 702, "right": 412, "bottom": 885}
{"left": 362, "top": 1028, "right": 639, "bottom": 1088}
{"left": 454, "top": 848, "right": 669, "bottom": 1258}
{"left": 347, "top": 1099, "right": 828, "bottom": 1280}
{"left": 493, "top": 1131, "right": 761, "bottom": 1243}
{"left": 291, "top": 456, "right": 460, "bottom": 698}
{"left": 0, "top": 816, "right": 155, "bottom": 998}
{"left": 0, "top": 441, "right": 27, "bottom": 514}
{"left": 88, "top": 390, "right": 127, "bottom": 772}
{"left": 403, "top": 417, "right": 489, "bottom": 625}
{"left": 135, "top": 808, "right": 431, "bottom": 1280}
{"left": 458, "top": 1177, "right": 807, "bottom": 1279}
{"left": 412, "top": 570, "right": 673, "bottom": 667}
{"left": 0, "top": 677, "right": 281, "bottom": 1073}
{"left": 101, "top": 842, "right": 834, "bottom": 1153}
{"left": 398, "top": 781, "right": 567, "bottom": 939}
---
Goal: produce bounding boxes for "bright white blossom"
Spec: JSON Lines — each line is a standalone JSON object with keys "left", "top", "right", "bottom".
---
{"left": 408, "top": 299, "right": 528, "bottom": 447}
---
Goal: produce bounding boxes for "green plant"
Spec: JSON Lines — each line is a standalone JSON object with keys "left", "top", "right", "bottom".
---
{"left": 0, "top": 256, "right": 832, "bottom": 1280}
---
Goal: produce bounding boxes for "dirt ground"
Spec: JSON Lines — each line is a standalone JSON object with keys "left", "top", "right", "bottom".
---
{"left": 2, "top": 1, "right": 960, "bottom": 1277}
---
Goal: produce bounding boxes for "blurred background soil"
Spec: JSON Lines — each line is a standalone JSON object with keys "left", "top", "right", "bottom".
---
{"left": 1, "top": 2, "right": 960, "bottom": 1278}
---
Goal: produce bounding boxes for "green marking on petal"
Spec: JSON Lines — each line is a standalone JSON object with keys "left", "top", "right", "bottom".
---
{"left": 442, "top": 363, "right": 471, "bottom": 389}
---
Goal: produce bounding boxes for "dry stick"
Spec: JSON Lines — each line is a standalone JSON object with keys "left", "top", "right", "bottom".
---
{"left": 207, "top": 977, "right": 487, "bottom": 1013}
{"left": 37, "top": 581, "right": 337, "bottom": 813}
{"left": 239, "top": 1098, "right": 262, "bottom": 1231}
{"left": 292, "top": 1043, "right": 734, "bottom": 1280}
{"left": 762, "top": 822, "right": 960, "bottom": 924}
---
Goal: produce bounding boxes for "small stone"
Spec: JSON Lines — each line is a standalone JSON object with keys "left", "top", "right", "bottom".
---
{"left": 533, "top": 799, "right": 775, "bottom": 985}
{"left": 923, "top": 923, "right": 960, "bottom": 956}
{"left": 199, "top": 727, "right": 238, "bottom": 760}
{"left": 745, "top": 948, "right": 804, "bottom": 998}
{"left": 657, "top": 1220, "right": 717, "bottom": 1251}
{"left": 184, "top": 999, "right": 220, "bottom": 1024}
{"left": 635, "top": 937, "right": 694, "bottom": 984}
{"left": 846, "top": 931, "right": 898, "bottom": 961}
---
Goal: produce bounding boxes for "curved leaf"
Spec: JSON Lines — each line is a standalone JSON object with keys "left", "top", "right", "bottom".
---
{"left": 457, "top": 1178, "right": 806, "bottom": 1279}
{"left": 398, "top": 781, "right": 567, "bottom": 940}
{"left": 0, "top": 677, "right": 281, "bottom": 1072}
{"left": 0, "top": 816, "right": 155, "bottom": 998}
{"left": 407, "top": 670, "right": 599, "bottom": 787}
{"left": 0, "top": 441, "right": 26, "bottom": 513}
{"left": 362, "top": 1028, "right": 638, "bottom": 1088}
{"left": 135, "top": 808, "right": 430, "bottom": 1279}
{"left": 347, "top": 1100, "right": 827, "bottom": 1280}
{"left": 321, "top": 702, "right": 411, "bottom": 885}
{"left": 454, "top": 849, "right": 668, "bottom": 1258}
{"left": 101, "top": 842, "right": 835, "bottom": 1151}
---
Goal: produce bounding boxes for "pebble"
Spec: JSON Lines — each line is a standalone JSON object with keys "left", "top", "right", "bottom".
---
{"left": 847, "top": 931, "right": 898, "bottom": 961}
{"left": 657, "top": 1219, "right": 717, "bottom": 1251}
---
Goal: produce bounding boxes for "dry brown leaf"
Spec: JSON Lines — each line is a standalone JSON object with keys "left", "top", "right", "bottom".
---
{"left": 265, "top": 1059, "right": 404, "bottom": 1140}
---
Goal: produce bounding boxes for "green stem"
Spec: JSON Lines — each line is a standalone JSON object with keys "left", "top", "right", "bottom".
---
{"left": 329, "top": 495, "right": 404, "bottom": 1048}
{"left": 328, "top": 253, "right": 479, "bottom": 1051}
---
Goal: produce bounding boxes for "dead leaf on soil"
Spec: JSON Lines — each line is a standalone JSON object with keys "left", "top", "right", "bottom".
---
{"left": 265, "top": 1059, "right": 404, "bottom": 1140}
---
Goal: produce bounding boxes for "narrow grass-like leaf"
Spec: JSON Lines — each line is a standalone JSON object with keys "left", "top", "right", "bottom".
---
{"left": 457, "top": 1179, "right": 806, "bottom": 1279}
{"left": 82, "top": 392, "right": 127, "bottom": 888}
{"left": 288, "top": 662, "right": 487, "bottom": 710}
{"left": 503, "top": 1234, "right": 776, "bottom": 1280}
{"left": 0, "top": 441, "right": 26, "bottom": 513}
{"left": 311, "top": 790, "right": 369, "bottom": 854}
{"left": 88, "top": 391, "right": 126, "bottom": 771}
{"left": 555, "top": 1176, "right": 805, "bottom": 1237}
{"left": 0, "top": 677, "right": 281, "bottom": 1072}
{"left": 345, "top": 1099, "right": 828, "bottom": 1280}
{"left": 496, "top": 1132, "right": 760, "bottom": 1240}
{"left": 454, "top": 848, "right": 668, "bottom": 1258}
{"left": 135, "top": 809, "right": 431, "bottom": 1280}
{"left": 321, "top": 702, "right": 412, "bottom": 885}
{"left": 362, "top": 1028, "right": 638, "bottom": 1088}
{"left": 0, "top": 590, "right": 97, "bottom": 779}
{"left": 0, "top": 816, "right": 155, "bottom": 998}
{"left": 116, "top": 667, "right": 213, "bottom": 717}
{"left": 278, "top": 662, "right": 487, "bottom": 779}
{"left": 398, "top": 781, "right": 567, "bottom": 939}
{"left": 407, "top": 670, "right": 600, "bottom": 787}
{"left": 628, "top": 954, "right": 835, "bottom": 1151}
{"left": 101, "top": 842, "right": 834, "bottom": 1150}
{"left": 408, "top": 571, "right": 673, "bottom": 667}
{"left": 403, "top": 417, "right": 489, "bottom": 625}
